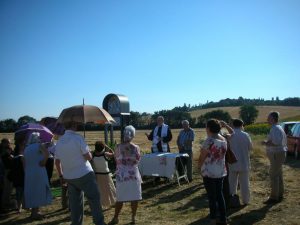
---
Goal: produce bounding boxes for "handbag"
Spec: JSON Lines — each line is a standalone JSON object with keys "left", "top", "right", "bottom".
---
{"left": 225, "top": 143, "right": 238, "bottom": 164}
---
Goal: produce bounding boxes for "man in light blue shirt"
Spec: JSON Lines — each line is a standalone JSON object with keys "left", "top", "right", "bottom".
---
{"left": 262, "top": 111, "right": 287, "bottom": 204}
{"left": 177, "top": 120, "right": 195, "bottom": 181}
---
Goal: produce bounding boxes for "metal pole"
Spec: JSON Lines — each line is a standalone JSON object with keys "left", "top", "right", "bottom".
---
{"left": 120, "top": 116, "right": 124, "bottom": 143}
{"left": 104, "top": 124, "right": 108, "bottom": 144}
{"left": 83, "top": 98, "right": 86, "bottom": 138}
{"left": 110, "top": 125, "right": 114, "bottom": 144}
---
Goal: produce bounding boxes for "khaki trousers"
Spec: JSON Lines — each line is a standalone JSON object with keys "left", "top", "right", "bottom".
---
{"left": 266, "top": 151, "right": 286, "bottom": 200}
{"left": 229, "top": 170, "right": 250, "bottom": 204}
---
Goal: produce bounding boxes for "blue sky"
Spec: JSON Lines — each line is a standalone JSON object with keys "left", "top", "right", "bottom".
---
{"left": 0, "top": 0, "right": 299, "bottom": 120}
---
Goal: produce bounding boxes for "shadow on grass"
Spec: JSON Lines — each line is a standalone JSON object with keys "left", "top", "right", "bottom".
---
{"left": 152, "top": 183, "right": 205, "bottom": 208}
{"left": 1, "top": 214, "right": 70, "bottom": 225}
{"left": 174, "top": 192, "right": 207, "bottom": 212}
{"left": 0, "top": 208, "right": 70, "bottom": 225}
{"left": 228, "top": 204, "right": 274, "bottom": 225}
{"left": 38, "top": 216, "right": 70, "bottom": 225}
{"left": 0, "top": 215, "right": 33, "bottom": 225}
{"left": 143, "top": 182, "right": 207, "bottom": 212}
{"left": 44, "top": 208, "right": 69, "bottom": 217}
{"left": 285, "top": 155, "right": 300, "bottom": 169}
{"left": 188, "top": 204, "right": 274, "bottom": 225}
{"left": 142, "top": 179, "right": 178, "bottom": 200}
{"left": 188, "top": 216, "right": 211, "bottom": 225}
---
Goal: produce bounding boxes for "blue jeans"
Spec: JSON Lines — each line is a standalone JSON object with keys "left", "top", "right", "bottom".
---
{"left": 203, "top": 176, "right": 227, "bottom": 223}
{"left": 66, "top": 172, "right": 104, "bottom": 225}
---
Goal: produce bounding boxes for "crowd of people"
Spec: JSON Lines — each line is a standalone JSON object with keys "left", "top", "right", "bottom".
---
{"left": 0, "top": 111, "right": 288, "bottom": 225}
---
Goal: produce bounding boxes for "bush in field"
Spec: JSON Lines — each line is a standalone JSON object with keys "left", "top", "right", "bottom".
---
{"left": 244, "top": 123, "right": 270, "bottom": 135}
{"left": 239, "top": 105, "right": 258, "bottom": 125}
{"left": 197, "top": 110, "right": 232, "bottom": 127}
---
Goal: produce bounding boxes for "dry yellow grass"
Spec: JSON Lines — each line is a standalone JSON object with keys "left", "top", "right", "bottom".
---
{"left": 81, "top": 129, "right": 206, "bottom": 154}
{"left": 190, "top": 106, "right": 300, "bottom": 123}
{"left": 1, "top": 129, "right": 300, "bottom": 225}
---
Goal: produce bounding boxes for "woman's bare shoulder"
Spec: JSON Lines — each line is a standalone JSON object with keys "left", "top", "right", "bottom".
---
{"left": 129, "top": 142, "right": 139, "bottom": 148}
{"left": 218, "top": 134, "right": 226, "bottom": 141}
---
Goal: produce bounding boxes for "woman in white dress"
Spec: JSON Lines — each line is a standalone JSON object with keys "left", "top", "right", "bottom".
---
{"left": 108, "top": 125, "right": 142, "bottom": 225}
{"left": 92, "top": 141, "right": 116, "bottom": 209}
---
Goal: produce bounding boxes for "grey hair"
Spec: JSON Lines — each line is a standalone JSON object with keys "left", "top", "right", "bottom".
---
{"left": 157, "top": 116, "right": 164, "bottom": 121}
{"left": 123, "top": 125, "right": 136, "bottom": 142}
{"left": 182, "top": 120, "right": 189, "bottom": 125}
{"left": 27, "top": 132, "right": 41, "bottom": 145}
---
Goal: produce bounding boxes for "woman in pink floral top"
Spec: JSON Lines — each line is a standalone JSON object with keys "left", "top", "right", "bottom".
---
{"left": 108, "top": 125, "right": 142, "bottom": 225}
{"left": 198, "top": 119, "right": 228, "bottom": 225}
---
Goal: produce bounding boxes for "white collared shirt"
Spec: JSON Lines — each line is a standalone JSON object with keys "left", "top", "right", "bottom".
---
{"left": 229, "top": 128, "right": 252, "bottom": 172}
{"left": 55, "top": 130, "right": 93, "bottom": 179}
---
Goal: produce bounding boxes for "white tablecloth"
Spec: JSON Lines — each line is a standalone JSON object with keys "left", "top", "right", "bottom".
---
{"left": 139, "top": 153, "right": 189, "bottom": 179}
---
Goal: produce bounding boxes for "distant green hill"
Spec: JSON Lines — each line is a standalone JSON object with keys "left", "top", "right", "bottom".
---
{"left": 189, "top": 105, "right": 300, "bottom": 123}
{"left": 189, "top": 97, "right": 300, "bottom": 110}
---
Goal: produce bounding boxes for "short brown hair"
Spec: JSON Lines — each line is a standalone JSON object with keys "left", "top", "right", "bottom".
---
{"left": 269, "top": 111, "right": 279, "bottom": 122}
{"left": 95, "top": 141, "right": 105, "bottom": 152}
{"left": 206, "top": 119, "right": 221, "bottom": 134}
{"left": 232, "top": 119, "right": 244, "bottom": 127}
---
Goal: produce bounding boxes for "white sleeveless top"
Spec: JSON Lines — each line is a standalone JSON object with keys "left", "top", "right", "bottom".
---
{"left": 93, "top": 155, "right": 110, "bottom": 174}
{"left": 201, "top": 137, "right": 227, "bottom": 178}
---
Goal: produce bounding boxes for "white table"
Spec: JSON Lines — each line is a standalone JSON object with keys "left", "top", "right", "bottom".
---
{"left": 139, "top": 152, "right": 189, "bottom": 186}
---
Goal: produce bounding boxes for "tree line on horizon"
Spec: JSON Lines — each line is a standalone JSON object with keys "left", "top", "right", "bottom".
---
{"left": 188, "top": 96, "right": 300, "bottom": 110}
{"left": 2, "top": 96, "right": 295, "bottom": 133}
{"left": 0, "top": 105, "right": 256, "bottom": 133}
{"left": 130, "top": 104, "right": 258, "bottom": 129}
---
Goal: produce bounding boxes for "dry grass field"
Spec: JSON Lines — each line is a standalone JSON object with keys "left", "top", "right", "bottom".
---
{"left": 190, "top": 106, "right": 300, "bottom": 123}
{"left": 1, "top": 129, "right": 300, "bottom": 225}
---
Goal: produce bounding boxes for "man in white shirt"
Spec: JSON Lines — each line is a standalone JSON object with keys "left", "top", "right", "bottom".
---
{"left": 55, "top": 121, "right": 105, "bottom": 225}
{"left": 223, "top": 119, "right": 252, "bottom": 205}
{"left": 145, "top": 116, "right": 172, "bottom": 153}
{"left": 262, "top": 111, "right": 287, "bottom": 204}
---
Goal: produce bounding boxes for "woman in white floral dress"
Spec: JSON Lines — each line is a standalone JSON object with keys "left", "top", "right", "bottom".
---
{"left": 198, "top": 119, "right": 228, "bottom": 225}
{"left": 108, "top": 125, "right": 142, "bottom": 225}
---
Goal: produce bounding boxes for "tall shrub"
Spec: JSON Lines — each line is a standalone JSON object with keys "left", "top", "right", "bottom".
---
{"left": 197, "top": 109, "right": 232, "bottom": 127}
{"left": 239, "top": 105, "right": 258, "bottom": 125}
